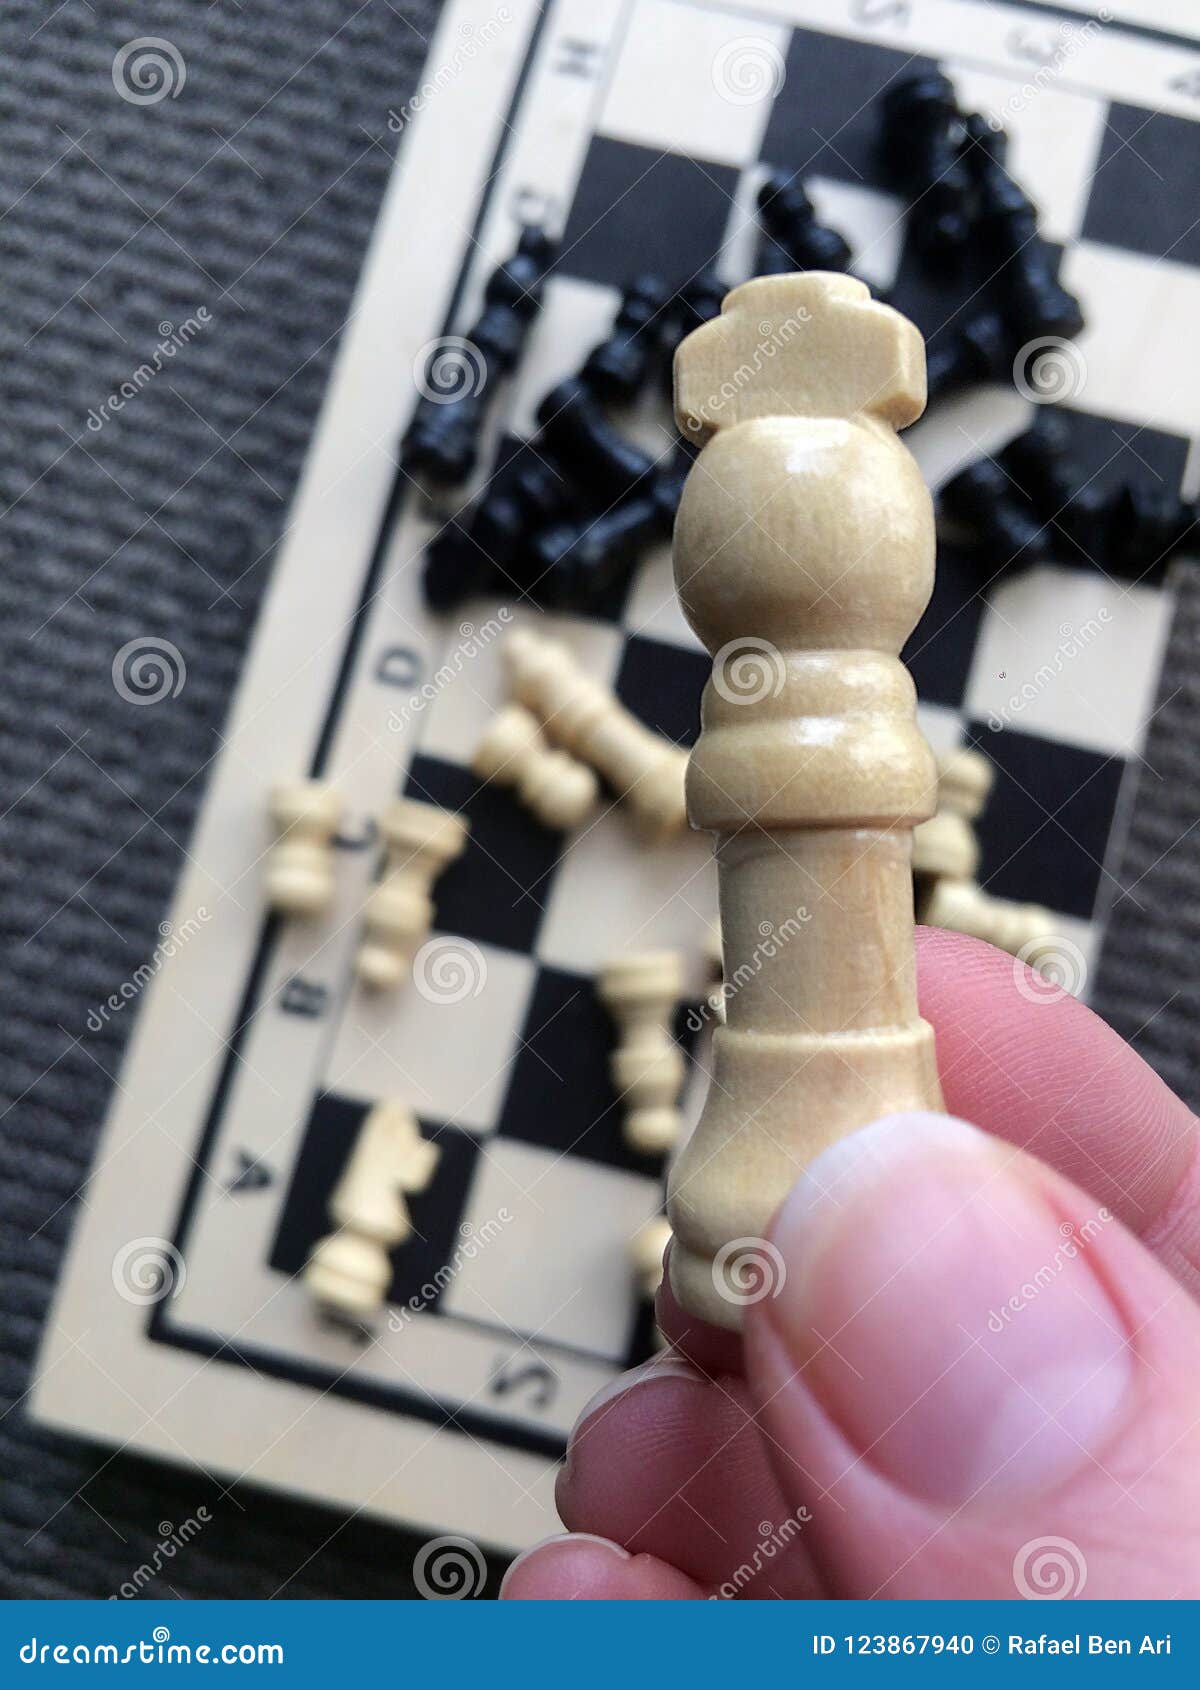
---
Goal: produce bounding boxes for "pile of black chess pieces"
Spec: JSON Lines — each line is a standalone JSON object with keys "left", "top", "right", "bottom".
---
{"left": 941, "top": 410, "right": 1198, "bottom": 587}
{"left": 406, "top": 70, "right": 1196, "bottom": 614}
{"left": 410, "top": 253, "right": 719, "bottom": 614}
{"left": 879, "top": 71, "right": 1086, "bottom": 401}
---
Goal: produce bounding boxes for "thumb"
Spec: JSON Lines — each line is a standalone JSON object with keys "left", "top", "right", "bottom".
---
{"left": 743, "top": 1112, "right": 1200, "bottom": 1599}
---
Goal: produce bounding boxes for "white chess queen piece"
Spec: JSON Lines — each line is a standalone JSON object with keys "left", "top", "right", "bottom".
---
{"left": 666, "top": 273, "right": 944, "bottom": 1329}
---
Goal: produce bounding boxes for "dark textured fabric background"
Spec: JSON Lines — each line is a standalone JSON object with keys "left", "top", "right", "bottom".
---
{"left": 0, "top": 0, "right": 1195, "bottom": 1602}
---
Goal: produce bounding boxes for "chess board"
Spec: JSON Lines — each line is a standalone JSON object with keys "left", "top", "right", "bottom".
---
{"left": 32, "top": 0, "right": 1200, "bottom": 1555}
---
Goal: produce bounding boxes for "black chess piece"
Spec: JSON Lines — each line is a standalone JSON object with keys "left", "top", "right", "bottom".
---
{"left": 960, "top": 115, "right": 1084, "bottom": 343}
{"left": 880, "top": 72, "right": 974, "bottom": 266}
{"left": 403, "top": 225, "right": 555, "bottom": 487}
{"left": 925, "top": 310, "right": 1019, "bottom": 402}
{"left": 1105, "top": 482, "right": 1197, "bottom": 584}
{"left": 529, "top": 449, "right": 692, "bottom": 610}
{"left": 422, "top": 513, "right": 495, "bottom": 613}
{"left": 471, "top": 443, "right": 573, "bottom": 572}
{"left": 659, "top": 271, "right": 727, "bottom": 397}
{"left": 534, "top": 376, "right": 656, "bottom": 504}
{"left": 755, "top": 171, "right": 853, "bottom": 275}
{"left": 998, "top": 410, "right": 1107, "bottom": 564}
{"left": 582, "top": 275, "right": 672, "bottom": 405}
{"left": 421, "top": 439, "right": 576, "bottom": 611}
{"left": 939, "top": 456, "right": 1046, "bottom": 574}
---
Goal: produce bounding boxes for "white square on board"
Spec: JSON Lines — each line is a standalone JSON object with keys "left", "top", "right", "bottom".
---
{"left": 598, "top": 0, "right": 788, "bottom": 168}
{"left": 804, "top": 177, "right": 905, "bottom": 292}
{"left": 622, "top": 539, "right": 702, "bottom": 650}
{"left": 917, "top": 701, "right": 966, "bottom": 756}
{"left": 1060, "top": 242, "right": 1200, "bottom": 438}
{"left": 443, "top": 1138, "right": 662, "bottom": 1359}
{"left": 326, "top": 942, "right": 537, "bottom": 1134}
{"left": 946, "top": 65, "right": 1105, "bottom": 245}
{"left": 964, "top": 564, "right": 1173, "bottom": 757}
{"left": 417, "top": 602, "right": 624, "bottom": 767}
{"left": 536, "top": 802, "right": 716, "bottom": 983}
{"left": 506, "top": 275, "right": 622, "bottom": 440}
{"left": 905, "top": 386, "right": 1030, "bottom": 492}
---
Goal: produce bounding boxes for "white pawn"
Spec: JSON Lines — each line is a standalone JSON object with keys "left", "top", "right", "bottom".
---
{"left": 505, "top": 629, "right": 688, "bottom": 840}
{"left": 631, "top": 1215, "right": 672, "bottom": 1351}
{"left": 305, "top": 1102, "right": 439, "bottom": 1319}
{"left": 356, "top": 798, "right": 468, "bottom": 990}
{"left": 473, "top": 703, "right": 599, "bottom": 831}
{"left": 912, "top": 745, "right": 993, "bottom": 918}
{"left": 598, "top": 952, "right": 685, "bottom": 1156}
{"left": 265, "top": 779, "right": 342, "bottom": 914}
{"left": 927, "top": 878, "right": 1063, "bottom": 972}
{"left": 631, "top": 1215, "right": 672, "bottom": 1303}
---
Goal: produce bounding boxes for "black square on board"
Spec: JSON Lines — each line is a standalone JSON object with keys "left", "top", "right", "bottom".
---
{"left": 904, "top": 539, "right": 988, "bottom": 711}
{"left": 497, "top": 965, "right": 695, "bottom": 1173}
{"left": 1026, "top": 406, "right": 1188, "bottom": 504}
{"left": 269, "top": 1092, "right": 480, "bottom": 1312}
{"left": 1083, "top": 105, "right": 1200, "bottom": 265}
{"left": 615, "top": 633, "right": 708, "bottom": 748}
{"left": 760, "top": 29, "right": 939, "bottom": 190}
{"left": 557, "top": 138, "right": 739, "bottom": 288}
{"left": 403, "top": 754, "right": 562, "bottom": 955}
{"left": 966, "top": 722, "right": 1126, "bottom": 920}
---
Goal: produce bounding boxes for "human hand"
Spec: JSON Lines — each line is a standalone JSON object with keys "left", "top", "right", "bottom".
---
{"left": 503, "top": 928, "right": 1200, "bottom": 1600}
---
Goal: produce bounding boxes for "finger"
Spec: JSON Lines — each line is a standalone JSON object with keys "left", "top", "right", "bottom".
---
{"left": 553, "top": 1352, "right": 823, "bottom": 1597}
{"left": 500, "top": 1533, "right": 709, "bottom": 1599}
{"left": 654, "top": 1254, "right": 744, "bottom": 1373}
{"left": 745, "top": 1111, "right": 1200, "bottom": 1599}
{"left": 659, "top": 928, "right": 1199, "bottom": 1369}
{"left": 916, "top": 927, "right": 1199, "bottom": 1288}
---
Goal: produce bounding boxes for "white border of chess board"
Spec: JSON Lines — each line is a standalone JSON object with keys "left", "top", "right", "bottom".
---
{"left": 31, "top": 0, "right": 596, "bottom": 1555}
{"left": 31, "top": 0, "right": 1200, "bottom": 1555}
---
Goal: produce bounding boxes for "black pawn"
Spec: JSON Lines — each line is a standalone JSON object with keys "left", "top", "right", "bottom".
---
{"left": 925, "top": 310, "right": 1016, "bottom": 402}
{"left": 880, "top": 72, "right": 974, "bottom": 266}
{"left": 403, "top": 225, "right": 555, "bottom": 487}
{"left": 420, "top": 440, "right": 575, "bottom": 612}
{"left": 530, "top": 450, "right": 691, "bottom": 610}
{"left": 421, "top": 514, "right": 494, "bottom": 613}
{"left": 472, "top": 445, "right": 574, "bottom": 578}
{"left": 1106, "top": 483, "right": 1197, "bottom": 584}
{"left": 582, "top": 276, "right": 671, "bottom": 405}
{"left": 660, "top": 271, "right": 726, "bottom": 399}
{"left": 755, "top": 172, "right": 853, "bottom": 274}
{"left": 961, "top": 115, "right": 1084, "bottom": 342}
{"left": 998, "top": 410, "right": 1106, "bottom": 564}
{"left": 939, "top": 457, "right": 1045, "bottom": 574}
{"left": 535, "top": 377, "right": 655, "bottom": 504}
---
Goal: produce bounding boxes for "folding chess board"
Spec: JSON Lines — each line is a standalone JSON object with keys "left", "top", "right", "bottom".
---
{"left": 33, "top": 0, "right": 1200, "bottom": 1554}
